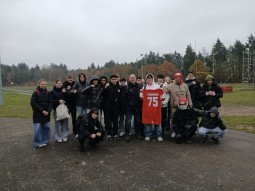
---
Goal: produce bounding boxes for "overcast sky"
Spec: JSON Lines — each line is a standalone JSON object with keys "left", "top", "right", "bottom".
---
{"left": 0, "top": 0, "right": 254, "bottom": 69}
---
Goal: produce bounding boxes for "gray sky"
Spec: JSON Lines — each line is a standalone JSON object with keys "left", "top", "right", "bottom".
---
{"left": 0, "top": 0, "right": 254, "bottom": 69}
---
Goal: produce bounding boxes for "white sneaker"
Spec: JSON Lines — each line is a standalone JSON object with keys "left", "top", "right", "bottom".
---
{"left": 107, "top": 135, "right": 112, "bottom": 140}
{"left": 63, "top": 138, "right": 68, "bottom": 142}
{"left": 58, "top": 140, "right": 63, "bottom": 143}
{"left": 157, "top": 137, "right": 163, "bottom": 142}
{"left": 119, "top": 132, "right": 125, "bottom": 137}
{"left": 171, "top": 132, "right": 176, "bottom": 138}
{"left": 145, "top": 137, "right": 150, "bottom": 141}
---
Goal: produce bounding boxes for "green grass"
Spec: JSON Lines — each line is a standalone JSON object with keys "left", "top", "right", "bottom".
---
{"left": 0, "top": 91, "right": 32, "bottom": 118}
{"left": 221, "top": 90, "right": 255, "bottom": 106}
{"left": 222, "top": 116, "right": 255, "bottom": 133}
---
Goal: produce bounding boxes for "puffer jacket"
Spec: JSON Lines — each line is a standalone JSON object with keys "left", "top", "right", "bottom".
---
{"left": 82, "top": 75, "right": 102, "bottom": 109}
{"left": 73, "top": 80, "right": 88, "bottom": 107}
{"left": 30, "top": 87, "right": 52, "bottom": 123}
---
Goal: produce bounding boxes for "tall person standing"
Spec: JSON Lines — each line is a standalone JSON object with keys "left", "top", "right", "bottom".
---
{"left": 30, "top": 79, "right": 52, "bottom": 148}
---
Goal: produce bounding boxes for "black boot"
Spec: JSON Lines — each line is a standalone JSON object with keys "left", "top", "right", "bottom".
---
{"left": 211, "top": 136, "right": 220, "bottom": 144}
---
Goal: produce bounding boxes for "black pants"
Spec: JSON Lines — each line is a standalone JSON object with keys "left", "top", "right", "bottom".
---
{"left": 174, "top": 124, "right": 197, "bottom": 140}
{"left": 104, "top": 107, "right": 119, "bottom": 136}
{"left": 78, "top": 132, "right": 105, "bottom": 148}
{"left": 161, "top": 107, "right": 168, "bottom": 135}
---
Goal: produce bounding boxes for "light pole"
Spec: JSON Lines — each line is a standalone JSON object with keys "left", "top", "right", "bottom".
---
{"left": 140, "top": 54, "right": 144, "bottom": 79}
{"left": 0, "top": 54, "right": 3, "bottom": 105}
{"left": 212, "top": 51, "right": 219, "bottom": 74}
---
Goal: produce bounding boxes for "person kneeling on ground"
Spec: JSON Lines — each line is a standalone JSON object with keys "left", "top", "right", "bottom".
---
{"left": 78, "top": 108, "right": 105, "bottom": 152}
{"left": 172, "top": 97, "right": 198, "bottom": 144}
{"left": 198, "top": 107, "right": 227, "bottom": 144}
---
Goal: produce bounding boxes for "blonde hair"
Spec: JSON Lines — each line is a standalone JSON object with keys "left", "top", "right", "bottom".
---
{"left": 38, "top": 79, "right": 47, "bottom": 85}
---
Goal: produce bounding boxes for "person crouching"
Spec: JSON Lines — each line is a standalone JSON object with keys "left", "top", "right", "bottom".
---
{"left": 78, "top": 108, "right": 105, "bottom": 152}
{"left": 198, "top": 107, "right": 227, "bottom": 144}
{"left": 172, "top": 97, "right": 198, "bottom": 144}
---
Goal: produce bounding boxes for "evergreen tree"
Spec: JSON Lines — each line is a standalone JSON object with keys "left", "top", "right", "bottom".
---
{"left": 183, "top": 44, "right": 196, "bottom": 75}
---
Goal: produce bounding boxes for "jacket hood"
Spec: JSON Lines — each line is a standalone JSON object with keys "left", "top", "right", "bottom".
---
{"left": 205, "top": 74, "right": 214, "bottom": 81}
{"left": 89, "top": 75, "right": 99, "bottom": 84}
{"left": 208, "top": 106, "right": 219, "bottom": 115}
{"left": 88, "top": 107, "right": 99, "bottom": 119}
{"left": 145, "top": 73, "right": 160, "bottom": 90}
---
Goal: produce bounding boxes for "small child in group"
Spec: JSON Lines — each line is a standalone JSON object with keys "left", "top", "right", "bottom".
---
{"left": 198, "top": 107, "right": 227, "bottom": 144}
{"left": 77, "top": 108, "right": 105, "bottom": 152}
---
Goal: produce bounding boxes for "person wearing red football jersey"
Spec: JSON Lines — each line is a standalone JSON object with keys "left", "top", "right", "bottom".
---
{"left": 140, "top": 73, "right": 165, "bottom": 142}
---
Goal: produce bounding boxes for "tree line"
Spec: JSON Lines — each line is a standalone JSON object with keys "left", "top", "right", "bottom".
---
{"left": 1, "top": 34, "right": 255, "bottom": 85}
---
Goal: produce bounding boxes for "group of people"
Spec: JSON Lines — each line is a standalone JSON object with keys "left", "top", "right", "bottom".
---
{"left": 30, "top": 71, "right": 227, "bottom": 151}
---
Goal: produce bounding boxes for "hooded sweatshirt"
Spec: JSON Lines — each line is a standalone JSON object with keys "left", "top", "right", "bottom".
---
{"left": 199, "top": 107, "right": 226, "bottom": 130}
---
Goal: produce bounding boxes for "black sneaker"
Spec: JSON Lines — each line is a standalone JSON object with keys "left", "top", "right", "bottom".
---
{"left": 211, "top": 136, "right": 220, "bottom": 144}
{"left": 125, "top": 135, "right": 130, "bottom": 142}
{"left": 136, "top": 135, "right": 143, "bottom": 140}
{"left": 200, "top": 135, "right": 208, "bottom": 143}
{"left": 107, "top": 135, "right": 112, "bottom": 140}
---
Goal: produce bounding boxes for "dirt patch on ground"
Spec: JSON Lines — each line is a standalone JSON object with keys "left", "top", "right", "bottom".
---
{"left": 219, "top": 105, "right": 255, "bottom": 116}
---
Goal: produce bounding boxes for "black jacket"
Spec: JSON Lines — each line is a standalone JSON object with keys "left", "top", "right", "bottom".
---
{"left": 81, "top": 75, "right": 102, "bottom": 109}
{"left": 199, "top": 112, "right": 226, "bottom": 130}
{"left": 200, "top": 82, "right": 223, "bottom": 110}
{"left": 120, "top": 82, "right": 142, "bottom": 112}
{"left": 78, "top": 111, "right": 105, "bottom": 138}
{"left": 30, "top": 87, "right": 52, "bottom": 123}
{"left": 50, "top": 86, "right": 66, "bottom": 110}
{"left": 73, "top": 81, "right": 88, "bottom": 107}
{"left": 172, "top": 108, "right": 199, "bottom": 129}
{"left": 101, "top": 82, "right": 121, "bottom": 110}
{"left": 186, "top": 79, "right": 201, "bottom": 108}
{"left": 62, "top": 80, "right": 76, "bottom": 108}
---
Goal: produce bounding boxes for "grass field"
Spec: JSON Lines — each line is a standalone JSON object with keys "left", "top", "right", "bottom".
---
{"left": 0, "top": 85, "right": 255, "bottom": 133}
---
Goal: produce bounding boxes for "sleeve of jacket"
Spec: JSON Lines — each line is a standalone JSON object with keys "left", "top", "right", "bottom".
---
{"left": 81, "top": 86, "right": 92, "bottom": 95}
{"left": 50, "top": 91, "right": 59, "bottom": 106}
{"left": 215, "top": 85, "right": 223, "bottom": 99}
{"left": 79, "top": 117, "right": 91, "bottom": 138}
{"left": 218, "top": 117, "right": 227, "bottom": 130}
{"left": 96, "top": 120, "right": 105, "bottom": 133}
{"left": 30, "top": 91, "right": 43, "bottom": 112}
{"left": 185, "top": 84, "right": 193, "bottom": 107}
{"left": 47, "top": 93, "right": 53, "bottom": 113}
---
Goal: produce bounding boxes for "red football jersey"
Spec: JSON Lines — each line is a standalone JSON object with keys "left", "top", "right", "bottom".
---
{"left": 141, "top": 89, "right": 164, "bottom": 124}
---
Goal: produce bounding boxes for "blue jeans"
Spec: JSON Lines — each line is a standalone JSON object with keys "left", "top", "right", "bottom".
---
{"left": 144, "top": 124, "right": 162, "bottom": 138}
{"left": 119, "top": 113, "right": 125, "bottom": 134}
{"left": 198, "top": 127, "right": 226, "bottom": 138}
{"left": 33, "top": 122, "right": 50, "bottom": 147}
{"left": 76, "top": 106, "right": 87, "bottom": 116}
{"left": 53, "top": 111, "right": 69, "bottom": 141}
